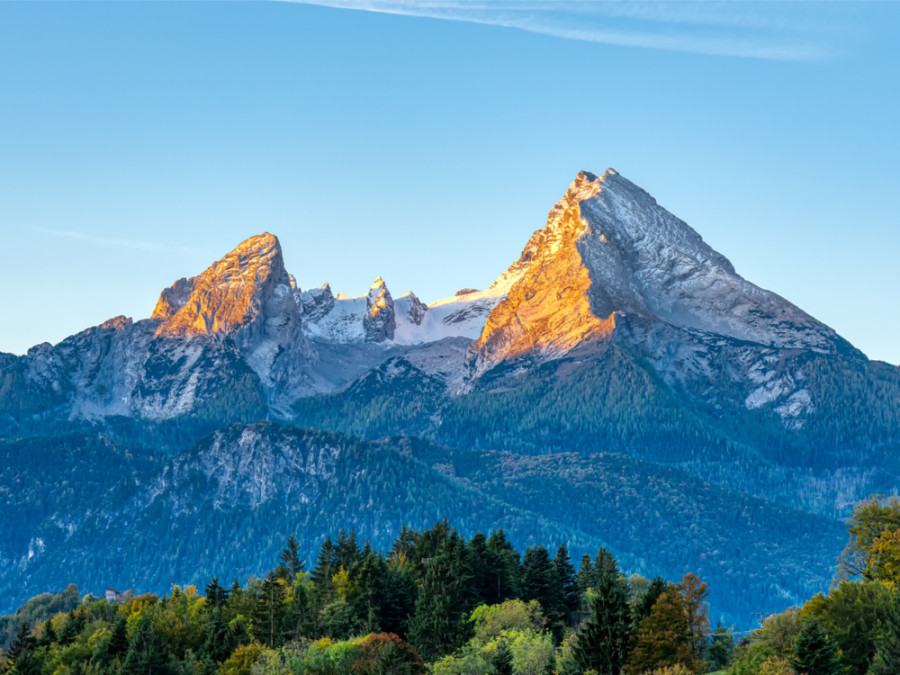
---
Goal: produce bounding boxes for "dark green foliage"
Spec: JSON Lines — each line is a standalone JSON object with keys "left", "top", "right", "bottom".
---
{"left": 573, "top": 571, "right": 632, "bottom": 675}
{"left": 202, "top": 609, "right": 230, "bottom": 663}
{"left": 108, "top": 614, "right": 129, "bottom": 658}
{"left": 279, "top": 535, "right": 305, "bottom": 579}
{"left": 706, "top": 623, "right": 735, "bottom": 670}
{"left": 0, "top": 585, "right": 79, "bottom": 650}
{"left": 868, "top": 590, "right": 900, "bottom": 675}
{"left": 122, "top": 615, "right": 172, "bottom": 675}
{"left": 204, "top": 575, "right": 229, "bottom": 609}
{"left": 554, "top": 544, "right": 579, "bottom": 618}
{"left": 494, "top": 640, "right": 514, "bottom": 675}
{"left": 631, "top": 576, "right": 667, "bottom": 632}
{"left": 791, "top": 617, "right": 843, "bottom": 675}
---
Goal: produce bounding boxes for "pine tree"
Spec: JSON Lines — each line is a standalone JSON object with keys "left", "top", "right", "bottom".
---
{"left": 312, "top": 537, "right": 336, "bottom": 590}
{"left": 280, "top": 535, "right": 305, "bottom": 579}
{"left": 576, "top": 554, "right": 594, "bottom": 595}
{"left": 485, "top": 529, "right": 521, "bottom": 604}
{"left": 121, "top": 615, "right": 172, "bottom": 675}
{"left": 631, "top": 576, "right": 667, "bottom": 632}
{"left": 202, "top": 608, "right": 231, "bottom": 663}
{"left": 791, "top": 618, "right": 843, "bottom": 675}
{"left": 254, "top": 570, "right": 287, "bottom": 648}
{"left": 593, "top": 547, "right": 617, "bottom": 581}
{"left": 108, "top": 614, "right": 129, "bottom": 659}
{"left": 869, "top": 590, "right": 900, "bottom": 675}
{"left": 494, "top": 641, "right": 515, "bottom": 675}
{"left": 58, "top": 610, "right": 84, "bottom": 645}
{"left": 706, "top": 623, "right": 735, "bottom": 671}
{"left": 204, "top": 575, "right": 230, "bottom": 609}
{"left": 37, "top": 619, "right": 57, "bottom": 647}
{"left": 573, "top": 570, "right": 632, "bottom": 675}
{"left": 5, "top": 621, "right": 36, "bottom": 666}
{"left": 521, "top": 546, "right": 556, "bottom": 611}
{"left": 553, "top": 544, "right": 579, "bottom": 619}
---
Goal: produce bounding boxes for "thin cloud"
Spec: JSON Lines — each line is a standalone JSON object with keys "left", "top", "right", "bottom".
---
{"left": 271, "top": 0, "right": 867, "bottom": 61}
{"left": 29, "top": 227, "right": 167, "bottom": 252}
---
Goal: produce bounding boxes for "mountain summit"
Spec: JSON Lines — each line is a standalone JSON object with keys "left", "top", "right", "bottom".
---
{"left": 470, "top": 169, "right": 845, "bottom": 376}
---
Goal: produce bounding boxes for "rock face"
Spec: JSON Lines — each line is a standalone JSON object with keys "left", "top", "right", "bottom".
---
{"left": 0, "top": 169, "right": 882, "bottom": 434}
{"left": 466, "top": 170, "right": 857, "bottom": 425}
{"left": 364, "top": 278, "right": 396, "bottom": 342}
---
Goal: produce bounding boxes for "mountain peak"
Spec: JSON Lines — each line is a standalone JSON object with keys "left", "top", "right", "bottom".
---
{"left": 152, "top": 232, "right": 288, "bottom": 338}
{"left": 470, "top": 168, "right": 843, "bottom": 377}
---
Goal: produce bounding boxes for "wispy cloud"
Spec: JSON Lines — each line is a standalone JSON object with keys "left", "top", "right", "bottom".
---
{"left": 270, "top": 0, "right": 869, "bottom": 61}
{"left": 29, "top": 226, "right": 167, "bottom": 252}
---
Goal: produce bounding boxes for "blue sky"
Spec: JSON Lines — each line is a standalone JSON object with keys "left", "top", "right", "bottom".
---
{"left": 1, "top": 1, "right": 898, "bottom": 364}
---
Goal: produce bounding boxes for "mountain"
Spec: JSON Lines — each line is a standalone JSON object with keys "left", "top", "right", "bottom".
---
{"left": 1, "top": 168, "right": 898, "bottom": 625}
{"left": 6, "top": 422, "right": 844, "bottom": 627}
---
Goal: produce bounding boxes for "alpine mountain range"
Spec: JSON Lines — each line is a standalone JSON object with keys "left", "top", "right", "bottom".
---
{"left": 2, "top": 169, "right": 898, "bottom": 626}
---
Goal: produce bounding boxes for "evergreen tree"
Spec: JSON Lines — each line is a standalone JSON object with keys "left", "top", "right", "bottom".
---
{"left": 485, "top": 529, "right": 520, "bottom": 604}
{"left": 5, "top": 622, "right": 35, "bottom": 668}
{"left": 573, "top": 570, "right": 632, "bottom": 675}
{"left": 254, "top": 570, "right": 287, "bottom": 648}
{"left": 631, "top": 576, "right": 667, "bottom": 631}
{"left": 554, "top": 544, "right": 579, "bottom": 619}
{"left": 791, "top": 618, "right": 843, "bottom": 675}
{"left": 122, "top": 615, "right": 172, "bottom": 675}
{"left": 706, "top": 623, "right": 735, "bottom": 671}
{"left": 594, "top": 547, "right": 617, "bottom": 582}
{"left": 494, "top": 641, "right": 514, "bottom": 675}
{"left": 280, "top": 535, "right": 305, "bottom": 579}
{"left": 408, "top": 535, "right": 472, "bottom": 661}
{"left": 869, "top": 590, "right": 900, "bottom": 675}
{"left": 204, "top": 575, "right": 230, "bottom": 609}
{"left": 58, "top": 610, "right": 84, "bottom": 645}
{"left": 312, "top": 537, "right": 336, "bottom": 591}
{"left": 521, "top": 546, "right": 556, "bottom": 612}
{"left": 37, "top": 619, "right": 56, "bottom": 648}
{"left": 576, "top": 554, "right": 594, "bottom": 595}
{"left": 335, "top": 529, "right": 360, "bottom": 569}
{"left": 108, "top": 614, "right": 129, "bottom": 659}
{"left": 202, "top": 608, "right": 231, "bottom": 663}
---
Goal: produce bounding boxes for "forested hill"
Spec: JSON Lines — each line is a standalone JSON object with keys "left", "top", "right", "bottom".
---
{"left": 5, "top": 422, "right": 844, "bottom": 627}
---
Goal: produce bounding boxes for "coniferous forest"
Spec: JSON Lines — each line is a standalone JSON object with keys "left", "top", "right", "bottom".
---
{"left": 4, "top": 496, "right": 900, "bottom": 675}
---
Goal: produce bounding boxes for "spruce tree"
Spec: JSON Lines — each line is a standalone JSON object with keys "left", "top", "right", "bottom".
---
{"left": 280, "top": 535, "right": 305, "bottom": 579}
{"left": 573, "top": 569, "right": 631, "bottom": 675}
{"left": 706, "top": 623, "right": 735, "bottom": 671}
{"left": 122, "top": 615, "right": 172, "bottom": 675}
{"left": 631, "top": 576, "right": 667, "bottom": 632}
{"left": 108, "top": 614, "right": 129, "bottom": 659}
{"left": 576, "top": 554, "right": 594, "bottom": 595}
{"left": 521, "top": 546, "right": 556, "bottom": 611}
{"left": 485, "top": 529, "right": 521, "bottom": 603}
{"left": 870, "top": 590, "right": 900, "bottom": 675}
{"left": 312, "top": 537, "right": 335, "bottom": 590}
{"left": 553, "top": 544, "right": 579, "bottom": 619}
{"left": 593, "top": 547, "right": 617, "bottom": 581}
{"left": 5, "top": 621, "right": 35, "bottom": 666}
{"left": 790, "top": 617, "right": 842, "bottom": 675}
{"left": 204, "top": 575, "right": 230, "bottom": 609}
{"left": 202, "top": 608, "right": 231, "bottom": 663}
{"left": 254, "top": 570, "right": 287, "bottom": 648}
{"left": 494, "top": 641, "right": 514, "bottom": 675}
{"left": 38, "top": 619, "right": 56, "bottom": 647}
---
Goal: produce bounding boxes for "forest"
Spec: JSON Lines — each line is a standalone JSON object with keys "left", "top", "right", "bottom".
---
{"left": 3, "top": 495, "right": 900, "bottom": 675}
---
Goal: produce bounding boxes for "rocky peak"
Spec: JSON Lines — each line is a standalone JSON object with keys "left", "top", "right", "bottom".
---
{"left": 365, "top": 277, "right": 396, "bottom": 342}
{"left": 405, "top": 292, "right": 427, "bottom": 326}
{"left": 300, "top": 283, "right": 336, "bottom": 322}
{"left": 152, "top": 233, "right": 288, "bottom": 338}
{"left": 469, "top": 169, "right": 845, "bottom": 378}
